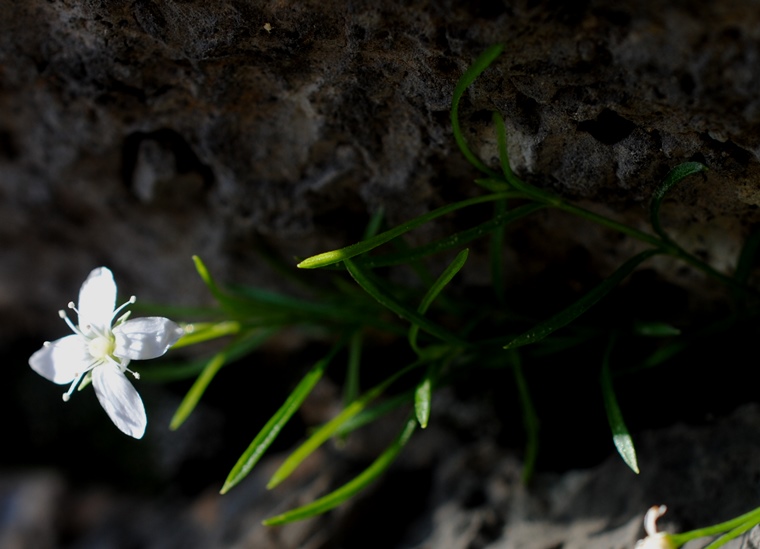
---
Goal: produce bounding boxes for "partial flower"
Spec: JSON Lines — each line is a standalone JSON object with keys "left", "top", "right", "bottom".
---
{"left": 29, "top": 267, "right": 184, "bottom": 439}
{"left": 635, "top": 505, "right": 676, "bottom": 549}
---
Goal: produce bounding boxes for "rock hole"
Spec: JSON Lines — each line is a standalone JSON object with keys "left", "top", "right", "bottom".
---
{"left": 577, "top": 109, "right": 635, "bottom": 145}
{"left": 121, "top": 129, "right": 213, "bottom": 204}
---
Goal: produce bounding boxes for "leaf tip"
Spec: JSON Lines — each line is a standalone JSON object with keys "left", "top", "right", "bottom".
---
{"left": 168, "top": 415, "right": 184, "bottom": 431}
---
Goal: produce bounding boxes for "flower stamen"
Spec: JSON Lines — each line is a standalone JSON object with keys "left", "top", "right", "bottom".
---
{"left": 111, "top": 296, "right": 137, "bottom": 323}
{"left": 62, "top": 368, "right": 90, "bottom": 402}
{"left": 58, "top": 309, "right": 84, "bottom": 337}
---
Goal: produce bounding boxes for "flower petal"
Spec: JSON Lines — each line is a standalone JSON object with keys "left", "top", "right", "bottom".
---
{"left": 78, "top": 267, "right": 117, "bottom": 334}
{"left": 113, "top": 317, "right": 184, "bottom": 360}
{"left": 92, "top": 364, "right": 147, "bottom": 439}
{"left": 29, "top": 335, "right": 90, "bottom": 384}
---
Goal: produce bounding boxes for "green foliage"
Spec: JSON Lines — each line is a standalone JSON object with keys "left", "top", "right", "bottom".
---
{"left": 263, "top": 415, "right": 418, "bottom": 525}
{"left": 600, "top": 335, "right": 639, "bottom": 474}
{"left": 147, "top": 46, "right": 760, "bottom": 540}
{"left": 220, "top": 342, "right": 343, "bottom": 494}
{"left": 504, "top": 249, "right": 660, "bottom": 349}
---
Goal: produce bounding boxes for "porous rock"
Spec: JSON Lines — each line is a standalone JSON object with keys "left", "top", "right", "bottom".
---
{"left": 2, "top": 1, "right": 760, "bottom": 334}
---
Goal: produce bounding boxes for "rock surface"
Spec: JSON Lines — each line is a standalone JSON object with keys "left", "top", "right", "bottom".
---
{"left": 3, "top": 400, "right": 760, "bottom": 548}
{"left": 3, "top": 0, "right": 760, "bottom": 334}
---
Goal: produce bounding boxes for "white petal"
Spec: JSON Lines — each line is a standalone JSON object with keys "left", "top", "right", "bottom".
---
{"left": 113, "top": 317, "right": 184, "bottom": 360}
{"left": 92, "top": 365, "right": 147, "bottom": 439}
{"left": 78, "top": 267, "right": 117, "bottom": 333}
{"left": 29, "top": 335, "right": 90, "bottom": 384}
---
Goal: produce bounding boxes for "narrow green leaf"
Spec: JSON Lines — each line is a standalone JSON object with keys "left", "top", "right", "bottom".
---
{"left": 142, "top": 328, "right": 278, "bottom": 382}
{"left": 638, "top": 339, "right": 689, "bottom": 370}
{"left": 702, "top": 520, "right": 760, "bottom": 549}
{"left": 220, "top": 342, "right": 343, "bottom": 494}
{"left": 632, "top": 321, "right": 681, "bottom": 337}
{"left": 490, "top": 199, "right": 508, "bottom": 302}
{"left": 362, "top": 203, "right": 543, "bottom": 269}
{"left": 171, "top": 321, "right": 241, "bottom": 350}
{"left": 670, "top": 505, "right": 760, "bottom": 548}
{"left": 263, "top": 415, "right": 418, "bottom": 525}
{"left": 493, "top": 111, "right": 559, "bottom": 204}
{"left": 451, "top": 44, "right": 504, "bottom": 178}
{"left": 419, "top": 249, "right": 469, "bottom": 314}
{"left": 475, "top": 177, "right": 511, "bottom": 192}
{"left": 297, "top": 192, "right": 518, "bottom": 269}
{"left": 364, "top": 207, "right": 385, "bottom": 239}
{"left": 510, "top": 351, "right": 539, "bottom": 483}
{"left": 223, "top": 284, "right": 404, "bottom": 334}
{"left": 408, "top": 249, "right": 469, "bottom": 353}
{"left": 414, "top": 375, "right": 432, "bottom": 429}
{"left": 267, "top": 361, "right": 420, "bottom": 489}
{"left": 335, "top": 391, "right": 414, "bottom": 436}
{"left": 192, "top": 255, "right": 226, "bottom": 302}
{"left": 650, "top": 162, "right": 707, "bottom": 239}
{"left": 344, "top": 258, "right": 466, "bottom": 347}
{"left": 600, "top": 336, "right": 639, "bottom": 474}
{"left": 505, "top": 249, "right": 660, "bottom": 349}
{"left": 170, "top": 351, "right": 227, "bottom": 431}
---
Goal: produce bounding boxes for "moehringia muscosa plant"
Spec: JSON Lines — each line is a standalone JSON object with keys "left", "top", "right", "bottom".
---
{"left": 23, "top": 44, "right": 760, "bottom": 544}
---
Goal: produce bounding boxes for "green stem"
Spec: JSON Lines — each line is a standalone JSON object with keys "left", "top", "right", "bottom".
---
{"left": 543, "top": 196, "right": 749, "bottom": 292}
{"left": 670, "top": 506, "right": 760, "bottom": 546}
{"left": 297, "top": 192, "right": 524, "bottom": 269}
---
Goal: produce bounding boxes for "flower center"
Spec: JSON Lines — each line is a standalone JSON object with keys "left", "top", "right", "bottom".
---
{"left": 88, "top": 335, "right": 115, "bottom": 361}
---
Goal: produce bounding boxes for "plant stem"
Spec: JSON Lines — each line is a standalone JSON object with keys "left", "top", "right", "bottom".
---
{"left": 670, "top": 506, "right": 760, "bottom": 546}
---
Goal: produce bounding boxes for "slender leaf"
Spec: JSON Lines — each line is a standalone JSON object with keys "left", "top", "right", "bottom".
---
{"left": 335, "top": 391, "right": 414, "bottom": 436}
{"left": 297, "top": 192, "right": 520, "bottom": 269}
{"left": 414, "top": 371, "right": 432, "bottom": 428}
{"left": 263, "top": 415, "right": 418, "bottom": 525}
{"left": 493, "top": 111, "right": 546, "bottom": 198}
{"left": 505, "top": 249, "right": 660, "bottom": 349}
{"left": 267, "top": 361, "right": 421, "bottom": 489}
{"left": 670, "top": 505, "right": 760, "bottom": 548}
{"left": 345, "top": 258, "right": 466, "bottom": 347}
{"left": 222, "top": 285, "right": 404, "bottom": 334}
{"left": 171, "top": 321, "right": 241, "bottom": 350}
{"left": 170, "top": 351, "right": 227, "bottom": 431}
{"left": 408, "top": 249, "right": 469, "bottom": 353}
{"left": 220, "top": 342, "right": 343, "bottom": 494}
{"left": 364, "top": 208, "right": 385, "bottom": 239}
{"left": 451, "top": 44, "right": 504, "bottom": 178}
{"left": 650, "top": 162, "right": 707, "bottom": 239}
{"left": 362, "top": 203, "right": 544, "bottom": 268}
{"left": 600, "top": 335, "right": 639, "bottom": 474}
{"left": 703, "top": 520, "right": 760, "bottom": 549}
{"left": 510, "top": 351, "right": 539, "bottom": 483}
{"left": 475, "top": 177, "right": 511, "bottom": 192}
{"left": 632, "top": 321, "right": 681, "bottom": 337}
{"left": 192, "top": 255, "right": 227, "bottom": 303}
{"left": 490, "top": 199, "right": 508, "bottom": 302}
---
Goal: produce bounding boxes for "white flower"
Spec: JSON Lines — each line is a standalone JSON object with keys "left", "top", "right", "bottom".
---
{"left": 635, "top": 505, "right": 676, "bottom": 549}
{"left": 29, "top": 267, "right": 183, "bottom": 439}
